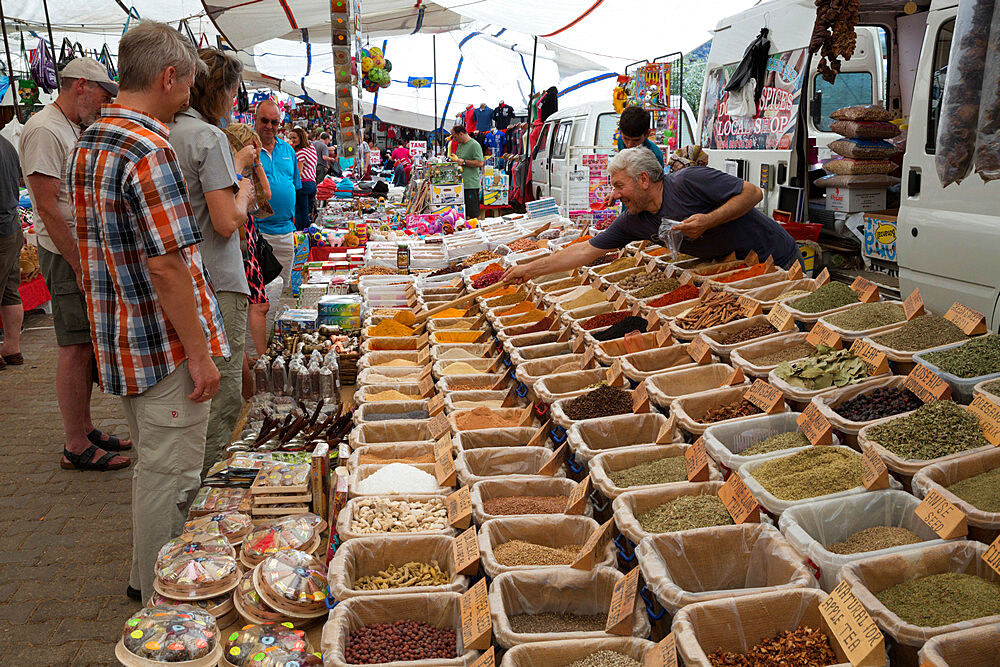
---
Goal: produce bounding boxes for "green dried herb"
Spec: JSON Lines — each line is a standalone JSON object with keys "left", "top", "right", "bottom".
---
{"left": 946, "top": 467, "right": 1000, "bottom": 512}
{"left": 637, "top": 495, "right": 733, "bottom": 533}
{"left": 981, "top": 380, "right": 1000, "bottom": 399}
{"left": 788, "top": 282, "right": 859, "bottom": 314}
{"left": 875, "top": 573, "right": 1000, "bottom": 627}
{"left": 774, "top": 345, "right": 870, "bottom": 390}
{"left": 827, "top": 526, "right": 923, "bottom": 554}
{"left": 922, "top": 334, "right": 1000, "bottom": 378}
{"left": 745, "top": 342, "right": 816, "bottom": 367}
{"left": 867, "top": 400, "right": 989, "bottom": 460}
{"left": 633, "top": 278, "right": 681, "bottom": 299}
{"left": 608, "top": 456, "right": 687, "bottom": 488}
{"left": 739, "top": 431, "right": 810, "bottom": 457}
{"left": 825, "top": 302, "right": 905, "bottom": 331}
{"left": 870, "top": 314, "right": 969, "bottom": 352}
{"left": 750, "top": 447, "right": 863, "bottom": 500}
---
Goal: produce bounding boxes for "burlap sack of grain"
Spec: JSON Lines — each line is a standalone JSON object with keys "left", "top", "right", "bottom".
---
{"left": 455, "top": 447, "right": 562, "bottom": 486}
{"left": 447, "top": 406, "right": 539, "bottom": 433}
{"left": 918, "top": 623, "right": 1000, "bottom": 667}
{"left": 672, "top": 589, "right": 855, "bottom": 667}
{"left": 453, "top": 427, "right": 545, "bottom": 453}
{"left": 355, "top": 383, "right": 425, "bottom": 405}
{"left": 533, "top": 368, "right": 620, "bottom": 406}
{"left": 645, "top": 363, "right": 743, "bottom": 410}
{"left": 567, "top": 413, "right": 683, "bottom": 465}
{"left": 445, "top": 389, "right": 522, "bottom": 413}
{"left": 611, "top": 482, "right": 728, "bottom": 545}
{"left": 812, "top": 376, "right": 913, "bottom": 445}
{"left": 729, "top": 331, "right": 811, "bottom": 378}
{"left": 348, "top": 443, "right": 435, "bottom": 471}
{"left": 471, "top": 477, "right": 591, "bottom": 524}
{"left": 637, "top": 524, "right": 815, "bottom": 617}
{"left": 593, "top": 332, "right": 662, "bottom": 366}
{"left": 516, "top": 354, "right": 586, "bottom": 392}
{"left": 321, "top": 592, "right": 479, "bottom": 666}
{"left": 327, "top": 535, "right": 469, "bottom": 602}
{"left": 500, "top": 638, "right": 656, "bottom": 666}
{"left": 489, "top": 568, "right": 651, "bottom": 649}
{"left": 354, "top": 400, "right": 429, "bottom": 426}
{"left": 335, "top": 494, "right": 455, "bottom": 544}
{"left": 840, "top": 542, "right": 1000, "bottom": 654}
{"left": 672, "top": 385, "right": 789, "bottom": 436}
{"left": 348, "top": 463, "right": 451, "bottom": 499}
{"left": 357, "top": 350, "right": 422, "bottom": 371}
{"left": 620, "top": 344, "right": 707, "bottom": 382}
{"left": 477, "top": 515, "right": 615, "bottom": 579}
{"left": 589, "top": 444, "right": 723, "bottom": 501}
{"left": 911, "top": 446, "right": 1000, "bottom": 545}
{"left": 510, "top": 341, "right": 574, "bottom": 366}
{"left": 349, "top": 421, "right": 435, "bottom": 448}
{"left": 699, "top": 315, "right": 789, "bottom": 361}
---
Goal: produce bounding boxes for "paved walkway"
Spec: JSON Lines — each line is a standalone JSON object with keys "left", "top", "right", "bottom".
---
{"left": 0, "top": 309, "right": 140, "bottom": 664}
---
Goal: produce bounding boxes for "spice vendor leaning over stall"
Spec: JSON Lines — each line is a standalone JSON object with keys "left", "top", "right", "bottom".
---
{"left": 502, "top": 147, "right": 799, "bottom": 283}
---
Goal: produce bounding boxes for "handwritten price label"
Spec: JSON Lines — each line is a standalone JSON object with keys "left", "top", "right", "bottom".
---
{"left": 685, "top": 437, "right": 710, "bottom": 482}
{"left": 606, "top": 359, "right": 624, "bottom": 386}
{"left": 720, "top": 366, "right": 746, "bottom": 387}
{"left": 428, "top": 394, "right": 446, "bottom": 418}
{"left": 605, "top": 567, "right": 640, "bottom": 636}
{"left": 446, "top": 486, "right": 473, "bottom": 529}
{"left": 851, "top": 276, "right": 879, "bottom": 303}
{"left": 944, "top": 302, "right": 987, "bottom": 335}
{"left": 452, "top": 526, "right": 480, "bottom": 575}
{"left": 767, "top": 303, "right": 797, "bottom": 332}
{"left": 807, "top": 322, "right": 843, "bottom": 350}
{"left": 564, "top": 475, "right": 591, "bottom": 515}
{"left": 646, "top": 310, "right": 662, "bottom": 332}
{"left": 861, "top": 444, "right": 890, "bottom": 490}
{"left": 581, "top": 345, "right": 597, "bottom": 370}
{"left": 903, "top": 289, "right": 925, "bottom": 320}
{"left": 984, "top": 534, "right": 1000, "bottom": 576}
{"left": 434, "top": 437, "right": 457, "bottom": 486}
{"left": 614, "top": 293, "right": 629, "bottom": 311}
{"left": 849, "top": 339, "right": 890, "bottom": 376}
{"left": 687, "top": 336, "right": 712, "bottom": 365}
{"left": 537, "top": 442, "right": 568, "bottom": 476}
{"left": 644, "top": 633, "right": 678, "bottom": 667}
{"left": 633, "top": 383, "right": 650, "bottom": 413}
{"left": 816, "top": 267, "right": 831, "bottom": 285}
{"left": 429, "top": 411, "right": 449, "bottom": 438}
{"left": 797, "top": 402, "right": 834, "bottom": 446}
{"left": 573, "top": 333, "right": 587, "bottom": 353}
{"left": 418, "top": 375, "right": 435, "bottom": 398}
{"left": 738, "top": 295, "right": 763, "bottom": 317}
{"left": 656, "top": 327, "right": 675, "bottom": 347}
{"left": 469, "top": 647, "right": 495, "bottom": 667}
{"left": 915, "top": 489, "right": 968, "bottom": 539}
{"left": 819, "top": 581, "right": 886, "bottom": 667}
{"left": 417, "top": 349, "right": 430, "bottom": 367}
{"left": 719, "top": 475, "right": 761, "bottom": 524}
{"left": 571, "top": 518, "right": 615, "bottom": 570}
{"left": 744, "top": 250, "right": 759, "bottom": 266}
{"left": 459, "top": 578, "right": 492, "bottom": 650}
{"left": 904, "top": 365, "right": 952, "bottom": 403}
{"left": 787, "top": 262, "right": 804, "bottom": 281}
{"left": 526, "top": 419, "right": 552, "bottom": 448}
{"left": 744, "top": 379, "right": 784, "bottom": 414}
{"left": 967, "top": 395, "right": 1000, "bottom": 446}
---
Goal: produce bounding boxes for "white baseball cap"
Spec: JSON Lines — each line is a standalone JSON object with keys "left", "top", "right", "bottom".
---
{"left": 60, "top": 57, "right": 119, "bottom": 96}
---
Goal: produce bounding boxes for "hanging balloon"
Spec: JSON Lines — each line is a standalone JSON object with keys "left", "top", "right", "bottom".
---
{"left": 383, "top": 59, "right": 392, "bottom": 73}
{"left": 379, "top": 78, "right": 390, "bottom": 89}
{"left": 368, "top": 46, "right": 382, "bottom": 60}
{"left": 361, "top": 57, "right": 374, "bottom": 74}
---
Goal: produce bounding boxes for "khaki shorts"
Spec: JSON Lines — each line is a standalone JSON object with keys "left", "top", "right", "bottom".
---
{"left": 38, "top": 246, "right": 92, "bottom": 347}
{"left": 0, "top": 228, "right": 23, "bottom": 307}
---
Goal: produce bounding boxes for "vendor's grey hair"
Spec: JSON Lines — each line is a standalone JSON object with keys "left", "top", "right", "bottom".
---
{"left": 118, "top": 21, "right": 204, "bottom": 92}
{"left": 608, "top": 147, "right": 665, "bottom": 183}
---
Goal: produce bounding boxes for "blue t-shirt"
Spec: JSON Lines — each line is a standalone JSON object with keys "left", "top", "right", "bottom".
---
{"left": 484, "top": 130, "right": 505, "bottom": 155}
{"left": 256, "top": 138, "right": 301, "bottom": 235}
{"left": 473, "top": 106, "right": 494, "bottom": 132}
{"left": 616, "top": 136, "right": 665, "bottom": 167}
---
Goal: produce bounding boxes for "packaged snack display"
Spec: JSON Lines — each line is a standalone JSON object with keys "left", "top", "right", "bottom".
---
{"left": 253, "top": 549, "right": 329, "bottom": 618}
{"left": 240, "top": 515, "right": 323, "bottom": 568}
{"left": 182, "top": 511, "right": 253, "bottom": 545}
{"left": 221, "top": 622, "right": 322, "bottom": 667}
{"left": 117, "top": 604, "right": 221, "bottom": 666}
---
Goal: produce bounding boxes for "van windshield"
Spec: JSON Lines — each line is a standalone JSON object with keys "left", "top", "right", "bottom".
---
{"left": 813, "top": 72, "right": 874, "bottom": 131}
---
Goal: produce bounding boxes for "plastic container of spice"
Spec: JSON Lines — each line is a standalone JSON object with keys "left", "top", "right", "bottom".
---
{"left": 470, "top": 477, "right": 591, "bottom": 523}
{"left": 701, "top": 412, "right": 831, "bottom": 476}
{"left": 729, "top": 332, "right": 813, "bottom": 379}
{"left": 811, "top": 376, "right": 917, "bottom": 447}
{"left": 972, "top": 378, "right": 1000, "bottom": 406}
{"left": 566, "top": 413, "right": 683, "bottom": 465}
{"left": 477, "top": 516, "right": 616, "bottom": 579}
{"left": 672, "top": 385, "right": 790, "bottom": 437}
{"left": 911, "top": 446, "right": 1000, "bottom": 546}
{"left": 645, "top": 363, "right": 746, "bottom": 411}
{"left": 638, "top": 524, "right": 815, "bottom": 621}
{"left": 840, "top": 541, "right": 1000, "bottom": 667}
{"left": 815, "top": 300, "right": 908, "bottom": 344}
{"left": 699, "top": 315, "right": 790, "bottom": 361}
{"left": 620, "top": 343, "right": 710, "bottom": 382}
{"left": 917, "top": 622, "right": 1000, "bottom": 666}
{"left": 499, "top": 638, "right": 657, "bottom": 666}
{"left": 778, "top": 490, "right": 956, "bottom": 592}
{"left": 589, "top": 444, "right": 724, "bottom": 501}
{"left": 327, "top": 535, "right": 470, "bottom": 602}
{"left": 672, "top": 588, "right": 857, "bottom": 667}
{"left": 455, "top": 447, "right": 563, "bottom": 486}
{"left": 912, "top": 337, "right": 1000, "bottom": 405}
{"left": 489, "top": 568, "right": 650, "bottom": 649}
{"left": 453, "top": 428, "right": 550, "bottom": 453}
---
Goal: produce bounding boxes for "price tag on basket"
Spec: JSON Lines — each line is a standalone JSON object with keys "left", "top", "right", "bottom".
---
{"left": 605, "top": 566, "right": 641, "bottom": 636}
{"left": 720, "top": 366, "right": 746, "bottom": 387}
{"left": 646, "top": 259, "right": 659, "bottom": 274}
{"left": 632, "top": 383, "right": 650, "bottom": 413}
{"left": 459, "top": 579, "right": 492, "bottom": 650}
{"left": 606, "top": 359, "right": 625, "bottom": 386}
{"left": 429, "top": 411, "right": 449, "bottom": 438}
{"left": 904, "top": 365, "right": 952, "bottom": 403}
{"left": 849, "top": 339, "right": 890, "bottom": 376}
{"left": 738, "top": 295, "right": 763, "bottom": 317}
{"left": 581, "top": 345, "right": 597, "bottom": 370}
{"left": 623, "top": 331, "right": 647, "bottom": 355}
{"left": 984, "top": 535, "right": 1000, "bottom": 576}
{"left": 571, "top": 518, "right": 615, "bottom": 570}
{"left": 417, "top": 349, "right": 430, "bottom": 367}
{"left": 816, "top": 267, "right": 831, "bottom": 286}
{"left": 656, "top": 327, "right": 675, "bottom": 347}
{"left": 471, "top": 313, "right": 487, "bottom": 332}
{"left": 744, "top": 379, "right": 784, "bottom": 414}
{"left": 574, "top": 333, "right": 588, "bottom": 354}
{"left": 787, "top": 261, "right": 804, "bottom": 281}
{"left": 518, "top": 405, "right": 534, "bottom": 427}
{"left": 644, "top": 633, "right": 678, "bottom": 667}
{"left": 557, "top": 327, "right": 572, "bottom": 343}
{"left": 469, "top": 647, "right": 495, "bottom": 667}
{"left": 614, "top": 293, "right": 629, "bottom": 311}
{"left": 915, "top": 489, "right": 968, "bottom": 539}
{"left": 452, "top": 526, "right": 480, "bottom": 575}
{"left": 903, "top": 288, "right": 925, "bottom": 320}
{"left": 526, "top": 419, "right": 551, "bottom": 448}
{"left": 636, "top": 240, "right": 649, "bottom": 253}
{"left": 718, "top": 474, "right": 761, "bottom": 524}
{"left": 967, "top": 395, "right": 1000, "bottom": 446}
{"left": 630, "top": 302, "right": 643, "bottom": 318}
{"left": 819, "top": 581, "right": 886, "bottom": 667}
{"left": 861, "top": 444, "right": 890, "bottom": 490}
{"left": 537, "top": 442, "right": 568, "bottom": 476}
{"left": 807, "top": 322, "right": 843, "bottom": 350}
{"left": 500, "top": 386, "right": 519, "bottom": 408}
{"left": 434, "top": 436, "right": 457, "bottom": 487}
{"left": 850, "top": 277, "right": 879, "bottom": 303}
{"left": 645, "top": 310, "right": 662, "bottom": 332}
{"left": 656, "top": 414, "right": 677, "bottom": 444}
{"left": 687, "top": 336, "right": 712, "bottom": 365}
{"left": 605, "top": 284, "right": 621, "bottom": 302}
{"left": 428, "top": 394, "right": 446, "bottom": 418}
{"left": 544, "top": 303, "right": 557, "bottom": 320}
{"left": 797, "top": 402, "right": 834, "bottom": 446}
{"left": 491, "top": 373, "right": 509, "bottom": 391}
{"left": 767, "top": 302, "right": 797, "bottom": 332}
{"left": 744, "top": 250, "right": 759, "bottom": 266}
{"left": 685, "top": 437, "right": 710, "bottom": 482}
{"left": 564, "top": 475, "right": 591, "bottom": 515}
{"left": 446, "top": 486, "right": 473, "bottom": 529}
{"left": 418, "top": 375, "right": 435, "bottom": 398}
{"left": 944, "top": 302, "right": 987, "bottom": 335}
{"left": 416, "top": 332, "right": 430, "bottom": 350}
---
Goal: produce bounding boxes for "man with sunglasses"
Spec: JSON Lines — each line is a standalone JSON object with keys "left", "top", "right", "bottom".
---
{"left": 254, "top": 99, "right": 300, "bottom": 291}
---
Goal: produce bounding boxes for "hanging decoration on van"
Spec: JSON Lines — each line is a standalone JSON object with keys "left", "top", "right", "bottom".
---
{"left": 810, "top": 0, "right": 860, "bottom": 83}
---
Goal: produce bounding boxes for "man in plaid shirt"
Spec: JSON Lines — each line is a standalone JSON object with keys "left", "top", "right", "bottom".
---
{"left": 67, "top": 21, "right": 229, "bottom": 600}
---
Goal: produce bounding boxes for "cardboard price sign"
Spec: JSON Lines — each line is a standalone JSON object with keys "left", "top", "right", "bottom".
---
{"left": 861, "top": 444, "right": 890, "bottom": 490}
{"left": 605, "top": 284, "right": 621, "bottom": 302}
{"left": 428, "top": 394, "right": 446, "bottom": 418}
{"left": 818, "top": 580, "right": 886, "bottom": 667}
{"left": 655, "top": 414, "right": 677, "bottom": 444}
{"left": 767, "top": 303, "right": 797, "bottom": 332}
{"left": 606, "top": 359, "right": 624, "bottom": 386}
{"left": 429, "top": 412, "right": 450, "bottom": 439}
{"left": 459, "top": 578, "right": 492, "bottom": 651}
{"left": 744, "top": 379, "right": 785, "bottom": 414}
{"left": 687, "top": 336, "right": 713, "bottom": 365}
{"left": 904, "top": 365, "right": 952, "bottom": 403}
{"left": 984, "top": 534, "right": 1000, "bottom": 577}
{"left": 816, "top": 267, "right": 831, "bottom": 285}
{"left": 416, "top": 332, "right": 430, "bottom": 350}
{"left": 915, "top": 489, "right": 968, "bottom": 539}
{"left": 557, "top": 327, "right": 572, "bottom": 343}
{"left": 719, "top": 474, "right": 761, "bottom": 524}
{"left": 469, "top": 647, "right": 495, "bottom": 667}
{"left": 537, "top": 442, "right": 569, "bottom": 476}
{"left": 738, "top": 295, "right": 763, "bottom": 317}
{"left": 501, "top": 386, "right": 519, "bottom": 408}
{"left": 646, "top": 259, "right": 659, "bottom": 274}
{"left": 807, "top": 322, "right": 843, "bottom": 350}
{"left": 656, "top": 327, "right": 675, "bottom": 347}
{"left": 644, "top": 633, "right": 678, "bottom": 667}
{"left": 849, "top": 339, "right": 890, "bottom": 376}
{"left": 605, "top": 566, "right": 641, "bottom": 636}
{"left": 418, "top": 375, "right": 435, "bottom": 398}
{"left": 967, "top": 394, "right": 1000, "bottom": 446}
{"left": 633, "top": 383, "right": 650, "bottom": 413}
{"left": 903, "top": 289, "right": 925, "bottom": 320}
{"left": 573, "top": 334, "right": 587, "bottom": 353}
{"left": 646, "top": 310, "right": 662, "bottom": 332}
{"left": 614, "top": 293, "right": 629, "bottom": 311}
{"left": 944, "top": 302, "right": 987, "bottom": 335}
{"left": 797, "top": 402, "right": 834, "bottom": 446}
{"left": 434, "top": 437, "right": 457, "bottom": 487}
{"left": 581, "top": 345, "right": 597, "bottom": 370}
{"left": 417, "top": 349, "right": 430, "bottom": 367}
{"left": 685, "top": 437, "right": 710, "bottom": 482}
{"left": 787, "top": 262, "right": 804, "bottom": 281}
{"left": 452, "top": 526, "right": 481, "bottom": 575}
{"left": 446, "top": 486, "right": 473, "bottom": 529}
{"left": 571, "top": 518, "right": 615, "bottom": 570}
{"left": 526, "top": 419, "right": 552, "bottom": 448}
{"left": 720, "top": 366, "right": 746, "bottom": 387}
{"left": 564, "top": 475, "right": 591, "bottom": 515}
{"left": 850, "top": 276, "right": 879, "bottom": 303}
{"left": 744, "top": 250, "right": 759, "bottom": 266}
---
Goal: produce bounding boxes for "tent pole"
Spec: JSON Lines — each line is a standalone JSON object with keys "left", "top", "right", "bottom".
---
{"left": 528, "top": 36, "right": 537, "bottom": 149}
{"left": 0, "top": 0, "right": 23, "bottom": 122}
{"left": 432, "top": 34, "right": 438, "bottom": 151}
{"left": 42, "top": 0, "right": 59, "bottom": 88}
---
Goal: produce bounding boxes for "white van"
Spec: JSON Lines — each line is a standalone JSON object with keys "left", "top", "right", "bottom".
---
{"left": 701, "top": 0, "right": 1000, "bottom": 326}
{"left": 531, "top": 100, "right": 696, "bottom": 205}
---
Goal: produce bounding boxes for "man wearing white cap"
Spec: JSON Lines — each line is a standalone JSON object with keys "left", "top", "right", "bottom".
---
{"left": 19, "top": 57, "right": 131, "bottom": 471}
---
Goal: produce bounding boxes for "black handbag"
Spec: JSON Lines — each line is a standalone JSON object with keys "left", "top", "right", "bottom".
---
{"left": 255, "top": 233, "right": 283, "bottom": 284}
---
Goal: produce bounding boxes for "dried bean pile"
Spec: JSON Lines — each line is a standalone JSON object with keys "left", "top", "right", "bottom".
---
{"left": 345, "top": 621, "right": 456, "bottom": 664}
{"left": 567, "top": 651, "right": 642, "bottom": 667}
{"left": 717, "top": 322, "right": 778, "bottom": 345}
{"left": 700, "top": 399, "right": 762, "bottom": 423}
{"left": 563, "top": 385, "right": 633, "bottom": 420}
{"left": 482, "top": 495, "right": 568, "bottom": 515}
{"left": 834, "top": 386, "right": 921, "bottom": 422}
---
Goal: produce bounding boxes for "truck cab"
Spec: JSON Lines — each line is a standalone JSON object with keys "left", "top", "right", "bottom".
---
{"left": 699, "top": 0, "right": 1000, "bottom": 327}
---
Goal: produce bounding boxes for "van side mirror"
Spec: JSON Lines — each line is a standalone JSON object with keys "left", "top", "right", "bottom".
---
{"left": 810, "top": 90, "right": 823, "bottom": 128}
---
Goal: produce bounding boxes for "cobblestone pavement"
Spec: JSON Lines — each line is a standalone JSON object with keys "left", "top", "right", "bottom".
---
{"left": 0, "top": 310, "right": 141, "bottom": 664}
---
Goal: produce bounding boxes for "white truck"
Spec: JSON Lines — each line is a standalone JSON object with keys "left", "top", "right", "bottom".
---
{"left": 700, "top": 0, "right": 1000, "bottom": 326}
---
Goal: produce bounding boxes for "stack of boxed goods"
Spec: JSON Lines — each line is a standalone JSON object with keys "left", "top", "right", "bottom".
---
{"left": 428, "top": 162, "right": 465, "bottom": 212}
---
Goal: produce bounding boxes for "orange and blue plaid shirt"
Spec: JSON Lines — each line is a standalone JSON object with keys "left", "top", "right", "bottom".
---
{"left": 68, "top": 104, "right": 229, "bottom": 396}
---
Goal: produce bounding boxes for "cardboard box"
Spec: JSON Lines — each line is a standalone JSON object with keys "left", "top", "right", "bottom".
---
{"left": 862, "top": 210, "right": 899, "bottom": 262}
{"left": 430, "top": 183, "right": 464, "bottom": 206}
{"left": 825, "top": 187, "right": 887, "bottom": 213}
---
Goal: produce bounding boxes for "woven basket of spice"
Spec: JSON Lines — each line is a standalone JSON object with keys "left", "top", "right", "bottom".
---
{"left": 470, "top": 477, "right": 591, "bottom": 523}
{"left": 911, "top": 446, "right": 1000, "bottom": 545}
{"left": 811, "top": 376, "right": 920, "bottom": 446}
{"left": 477, "top": 515, "right": 615, "bottom": 579}
{"left": 918, "top": 622, "right": 1000, "bottom": 667}
{"left": 739, "top": 278, "right": 823, "bottom": 308}
{"left": 816, "top": 300, "right": 908, "bottom": 344}
{"left": 589, "top": 444, "right": 723, "bottom": 501}
{"left": 593, "top": 332, "right": 664, "bottom": 366}
{"left": 347, "top": 443, "right": 436, "bottom": 471}
{"left": 455, "top": 447, "right": 562, "bottom": 487}
{"left": 645, "top": 363, "right": 746, "bottom": 410}
{"left": 566, "top": 413, "right": 682, "bottom": 465}
{"left": 729, "top": 332, "right": 813, "bottom": 379}
{"left": 672, "top": 385, "right": 789, "bottom": 437}
{"left": 863, "top": 314, "right": 976, "bottom": 372}
{"left": 349, "top": 421, "right": 437, "bottom": 449}
{"left": 353, "top": 401, "right": 430, "bottom": 426}
{"left": 698, "top": 315, "right": 788, "bottom": 361}
{"left": 500, "top": 638, "right": 656, "bottom": 666}
{"left": 549, "top": 384, "right": 637, "bottom": 430}
{"left": 444, "top": 389, "right": 521, "bottom": 414}
{"left": 354, "top": 383, "right": 425, "bottom": 405}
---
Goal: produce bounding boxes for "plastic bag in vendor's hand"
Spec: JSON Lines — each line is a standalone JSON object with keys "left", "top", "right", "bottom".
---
{"left": 658, "top": 218, "right": 685, "bottom": 261}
